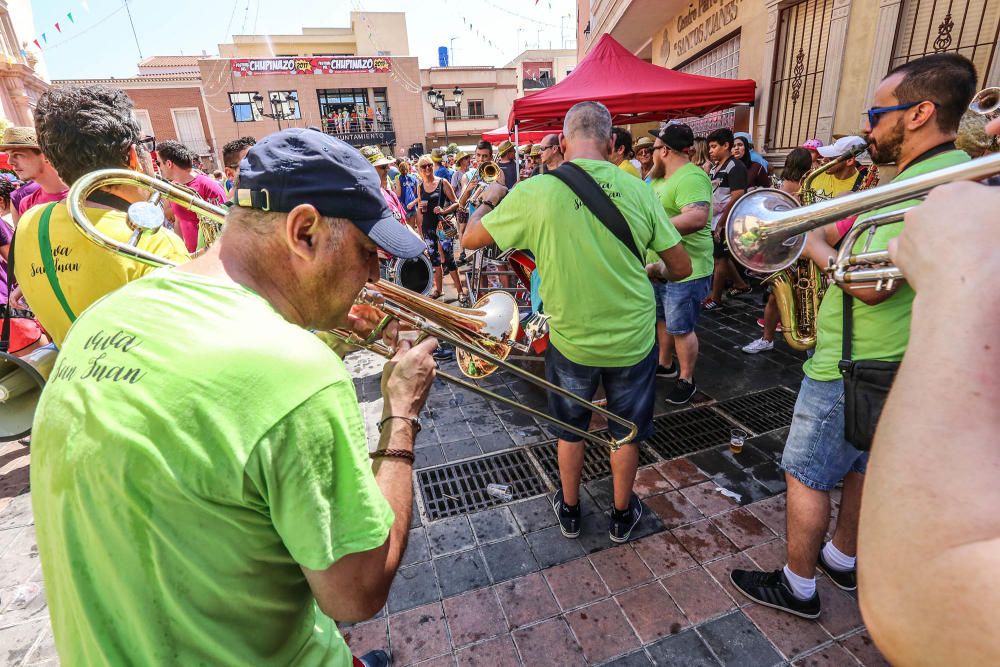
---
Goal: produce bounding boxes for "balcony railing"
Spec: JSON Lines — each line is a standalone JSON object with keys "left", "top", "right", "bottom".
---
{"left": 433, "top": 113, "right": 499, "bottom": 122}
{"left": 523, "top": 77, "right": 555, "bottom": 89}
{"left": 321, "top": 116, "right": 397, "bottom": 146}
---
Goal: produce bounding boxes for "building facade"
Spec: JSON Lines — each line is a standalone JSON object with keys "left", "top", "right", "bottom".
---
{"left": 506, "top": 48, "right": 578, "bottom": 97}
{"left": 578, "top": 0, "right": 1000, "bottom": 159}
{"left": 420, "top": 66, "right": 517, "bottom": 151}
{"left": 0, "top": 0, "right": 49, "bottom": 127}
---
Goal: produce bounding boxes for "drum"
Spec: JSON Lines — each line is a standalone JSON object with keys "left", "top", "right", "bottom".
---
{"left": 380, "top": 255, "right": 433, "bottom": 295}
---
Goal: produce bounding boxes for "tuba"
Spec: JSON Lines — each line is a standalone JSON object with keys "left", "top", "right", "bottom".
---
{"left": 761, "top": 143, "right": 868, "bottom": 350}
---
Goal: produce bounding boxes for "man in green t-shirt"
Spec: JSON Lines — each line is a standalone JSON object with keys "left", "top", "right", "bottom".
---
{"left": 463, "top": 101, "right": 691, "bottom": 544}
{"left": 731, "top": 53, "right": 978, "bottom": 620}
{"left": 32, "top": 128, "right": 439, "bottom": 666}
{"left": 646, "top": 123, "right": 715, "bottom": 405}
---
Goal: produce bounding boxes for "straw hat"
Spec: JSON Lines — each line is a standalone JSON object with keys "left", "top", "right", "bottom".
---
{"left": 0, "top": 127, "right": 39, "bottom": 151}
{"left": 633, "top": 136, "right": 654, "bottom": 151}
{"left": 454, "top": 150, "right": 471, "bottom": 164}
{"left": 497, "top": 140, "right": 515, "bottom": 157}
{"left": 529, "top": 144, "right": 542, "bottom": 158}
{"left": 360, "top": 145, "right": 395, "bottom": 167}
{"left": 431, "top": 148, "right": 445, "bottom": 163}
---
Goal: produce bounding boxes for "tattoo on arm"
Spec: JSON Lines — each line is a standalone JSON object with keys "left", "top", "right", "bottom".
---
{"left": 683, "top": 202, "right": 710, "bottom": 212}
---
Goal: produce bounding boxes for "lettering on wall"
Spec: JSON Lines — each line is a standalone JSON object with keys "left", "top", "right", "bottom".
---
{"left": 669, "top": 0, "right": 745, "bottom": 60}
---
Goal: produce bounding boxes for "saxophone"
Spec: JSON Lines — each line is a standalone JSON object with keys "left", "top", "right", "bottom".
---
{"left": 765, "top": 143, "right": 869, "bottom": 350}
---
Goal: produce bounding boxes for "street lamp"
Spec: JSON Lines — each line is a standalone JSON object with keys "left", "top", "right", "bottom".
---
{"left": 425, "top": 86, "right": 464, "bottom": 148}
{"left": 253, "top": 92, "right": 298, "bottom": 130}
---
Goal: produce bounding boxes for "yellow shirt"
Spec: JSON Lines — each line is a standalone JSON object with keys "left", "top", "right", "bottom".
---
{"left": 618, "top": 159, "right": 642, "bottom": 178}
{"left": 807, "top": 170, "right": 857, "bottom": 200}
{"left": 14, "top": 202, "right": 189, "bottom": 346}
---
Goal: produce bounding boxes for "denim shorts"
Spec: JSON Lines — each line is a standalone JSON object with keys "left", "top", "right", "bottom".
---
{"left": 544, "top": 343, "right": 657, "bottom": 443}
{"left": 664, "top": 276, "right": 711, "bottom": 335}
{"left": 780, "top": 376, "right": 868, "bottom": 491}
{"left": 652, "top": 280, "right": 666, "bottom": 322}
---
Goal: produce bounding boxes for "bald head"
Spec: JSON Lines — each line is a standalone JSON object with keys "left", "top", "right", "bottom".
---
{"left": 561, "top": 101, "right": 613, "bottom": 160}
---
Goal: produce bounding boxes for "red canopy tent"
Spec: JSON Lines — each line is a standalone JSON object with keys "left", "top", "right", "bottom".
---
{"left": 508, "top": 34, "right": 756, "bottom": 132}
{"left": 481, "top": 125, "right": 551, "bottom": 144}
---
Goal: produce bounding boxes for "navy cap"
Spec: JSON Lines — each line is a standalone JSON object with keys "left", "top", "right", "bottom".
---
{"left": 235, "top": 127, "right": 425, "bottom": 258}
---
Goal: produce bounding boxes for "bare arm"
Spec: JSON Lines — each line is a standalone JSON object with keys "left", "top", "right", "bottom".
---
{"left": 714, "top": 188, "right": 745, "bottom": 238}
{"left": 656, "top": 243, "right": 692, "bottom": 282}
{"left": 859, "top": 182, "right": 1000, "bottom": 665}
{"left": 801, "top": 228, "right": 899, "bottom": 306}
{"left": 302, "top": 337, "right": 437, "bottom": 622}
{"left": 462, "top": 183, "right": 507, "bottom": 251}
{"left": 670, "top": 201, "right": 710, "bottom": 235}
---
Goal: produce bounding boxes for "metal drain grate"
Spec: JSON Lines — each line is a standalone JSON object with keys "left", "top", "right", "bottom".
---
{"left": 418, "top": 450, "right": 548, "bottom": 521}
{"left": 645, "top": 407, "right": 738, "bottom": 460}
{"left": 531, "top": 439, "right": 657, "bottom": 485}
{"left": 714, "top": 386, "right": 797, "bottom": 434}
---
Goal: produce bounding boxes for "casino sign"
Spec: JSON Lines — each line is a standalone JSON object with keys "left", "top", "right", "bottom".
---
{"left": 230, "top": 57, "right": 392, "bottom": 76}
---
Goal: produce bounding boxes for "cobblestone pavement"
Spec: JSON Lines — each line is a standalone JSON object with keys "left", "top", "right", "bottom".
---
{"left": 0, "top": 290, "right": 891, "bottom": 666}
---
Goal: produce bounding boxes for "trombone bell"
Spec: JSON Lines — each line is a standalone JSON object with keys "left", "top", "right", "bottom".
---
{"left": 0, "top": 346, "right": 58, "bottom": 440}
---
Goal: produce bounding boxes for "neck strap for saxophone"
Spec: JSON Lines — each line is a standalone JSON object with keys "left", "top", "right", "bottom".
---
{"left": 37, "top": 202, "right": 76, "bottom": 324}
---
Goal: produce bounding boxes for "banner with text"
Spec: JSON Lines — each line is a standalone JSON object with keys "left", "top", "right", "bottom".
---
{"left": 230, "top": 57, "right": 393, "bottom": 77}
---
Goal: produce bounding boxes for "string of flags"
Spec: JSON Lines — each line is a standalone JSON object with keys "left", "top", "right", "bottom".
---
{"left": 23, "top": 0, "right": 91, "bottom": 57}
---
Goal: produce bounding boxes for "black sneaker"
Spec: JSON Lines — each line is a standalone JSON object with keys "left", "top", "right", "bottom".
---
{"left": 656, "top": 363, "right": 678, "bottom": 378}
{"left": 551, "top": 489, "right": 581, "bottom": 538}
{"left": 817, "top": 543, "right": 857, "bottom": 591}
{"left": 730, "top": 569, "right": 821, "bottom": 619}
{"left": 609, "top": 494, "right": 643, "bottom": 543}
{"left": 432, "top": 344, "right": 455, "bottom": 361}
{"left": 666, "top": 378, "right": 697, "bottom": 405}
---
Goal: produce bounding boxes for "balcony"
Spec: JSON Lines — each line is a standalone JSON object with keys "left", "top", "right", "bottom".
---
{"left": 523, "top": 76, "right": 556, "bottom": 90}
{"left": 320, "top": 115, "right": 397, "bottom": 147}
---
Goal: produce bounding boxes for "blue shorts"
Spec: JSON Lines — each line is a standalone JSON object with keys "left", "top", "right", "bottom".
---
{"left": 652, "top": 280, "right": 666, "bottom": 322}
{"left": 544, "top": 343, "right": 657, "bottom": 443}
{"left": 780, "top": 376, "right": 868, "bottom": 491}
{"left": 423, "top": 231, "right": 456, "bottom": 272}
{"left": 663, "top": 276, "right": 711, "bottom": 335}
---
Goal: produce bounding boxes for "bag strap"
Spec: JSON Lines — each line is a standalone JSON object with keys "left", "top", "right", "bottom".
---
{"left": 547, "top": 162, "right": 644, "bottom": 266}
{"left": 842, "top": 289, "right": 853, "bottom": 363}
{"left": 37, "top": 202, "right": 77, "bottom": 324}
{"left": 1, "top": 230, "right": 16, "bottom": 353}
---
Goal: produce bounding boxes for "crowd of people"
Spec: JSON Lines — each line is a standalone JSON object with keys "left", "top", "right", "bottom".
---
{"left": 3, "top": 47, "right": 999, "bottom": 666}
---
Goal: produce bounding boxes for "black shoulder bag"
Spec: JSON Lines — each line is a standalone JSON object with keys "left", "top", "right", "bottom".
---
{"left": 547, "top": 162, "right": 643, "bottom": 265}
{"left": 838, "top": 292, "right": 899, "bottom": 451}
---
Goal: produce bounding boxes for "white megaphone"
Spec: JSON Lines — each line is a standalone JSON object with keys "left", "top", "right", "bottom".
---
{"left": 0, "top": 346, "right": 57, "bottom": 440}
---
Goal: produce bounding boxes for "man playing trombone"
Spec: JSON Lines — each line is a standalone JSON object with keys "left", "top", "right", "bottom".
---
{"left": 730, "top": 53, "right": 977, "bottom": 619}
{"left": 30, "top": 128, "right": 438, "bottom": 665}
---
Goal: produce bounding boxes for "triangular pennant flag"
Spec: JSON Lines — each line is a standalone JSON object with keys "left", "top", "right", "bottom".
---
{"left": 55, "top": 22, "right": 61, "bottom": 33}
{"left": 41, "top": 33, "right": 47, "bottom": 43}
{"left": 67, "top": 12, "right": 74, "bottom": 23}
{"left": 32, "top": 39, "right": 40, "bottom": 49}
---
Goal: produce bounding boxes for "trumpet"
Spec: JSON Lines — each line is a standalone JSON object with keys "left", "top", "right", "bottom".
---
{"left": 467, "top": 161, "right": 502, "bottom": 208}
{"left": 62, "top": 169, "right": 638, "bottom": 451}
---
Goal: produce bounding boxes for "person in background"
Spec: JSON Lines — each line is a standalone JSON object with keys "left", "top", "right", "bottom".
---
{"left": 810, "top": 136, "right": 868, "bottom": 199}
{"left": 156, "top": 140, "right": 227, "bottom": 252}
{"left": 801, "top": 138, "right": 825, "bottom": 169}
{"left": 703, "top": 127, "right": 751, "bottom": 310}
{"left": 537, "top": 133, "right": 564, "bottom": 174}
{"left": 742, "top": 147, "right": 813, "bottom": 354}
{"left": 212, "top": 170, "right": 225, "bottom": 188}
{"left": 495, "top": 140, "right": 519, "bottom": 189}
{"left": 691, "top": 137, "right": 712, "bottom": 174}
{"left": 450, "top": 151, "right": 472, "bottom": 260}
{"left": 734, "top": 131, "right": 769, "bottom": 171}
{"left": 731, "top": 51, "right": 977, "bottom": 621}
{"left": 634, "top": 136, "right": 655, "bottom": 181}
{"left": 0, "top": 127, "right": 69, "bottom": 224}
{"left": 733, "top": 134, "right": 770, "bottom": 189}
{"left": 222, "top": 136, "right": 256, "bottom": 196}
{"left": 396, "top": 160, "right": 420, "bottom": 232}
{"left": 610, "top": 127, "right": 641, "bottom": 178}
{"left": 647, "top": 123, "right": 714, "bottom": 405}
{"left": 0, "top": 177, "right": 47, "bottom": 356}
{"left": 415, "top": 154, "right": 466, "bottom": 306}
{"left": 431, "top": 149, "right": 453, "bottom": 182}
{"left": 522, "top": 145, "right": 539, "bottom": 180}
{"left": 463, "top": 101, "right": 692, "bottom": 544}
{"left": 0, "top": 176, "right": 20, "bottom": 226}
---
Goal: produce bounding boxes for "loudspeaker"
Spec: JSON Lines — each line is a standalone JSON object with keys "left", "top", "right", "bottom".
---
{"left": 0, "top": 346, "right": 57, "bottom": 440}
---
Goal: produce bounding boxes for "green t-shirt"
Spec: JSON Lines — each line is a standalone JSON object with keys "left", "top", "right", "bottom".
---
{"left": 483, "top": 158, "right": 682, "bottom": 367}
{"left": 31, "top": 269, "right": 393, "bottom": 666}
{"left": 649, "top": 163, "right": 714, "bottom": 282}
{"left": 804, "top": 149, "right": 970, "bottom": 381}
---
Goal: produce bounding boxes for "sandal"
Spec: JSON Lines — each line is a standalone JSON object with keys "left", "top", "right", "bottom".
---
{"left": 428, "top": 291, "right": 442, "bottom": 299}
{"left": 727, "top": 286, "right": 752, "bottom": 297}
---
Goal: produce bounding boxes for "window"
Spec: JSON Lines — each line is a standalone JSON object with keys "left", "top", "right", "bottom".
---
{"left": 674, "top": 34, "right": 742, "bottom": 135}
{"left": 539, "top": 67, "right": 553, "bottom": 79}
{"left": 317, "top": 88, "right": 371, "bottom": 133}
{"left": 268, "top": 90, "right": 301, "bottom": 120}
{"left": 445, "top": 105, "right": 460, "bottom": 120}
{"left": 229, "top": 92, "right": 260, "bottom": 122}
{"left": 133, "top": 110, "right": 154, "bottom": 139}
{"left": 467, "top": 99, "right": 485, "bottom": 118}
{"left": 171, "top": 108, "right": 210, "bottom": 155}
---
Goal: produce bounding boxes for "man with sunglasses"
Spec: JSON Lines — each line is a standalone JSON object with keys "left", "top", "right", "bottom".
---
{"left": 731, "top": 52, "right": 977, "bottom": 620}
{"left": 222, "top": 136, "right": 256, "bottom": 196}
{"left": 535, "top": 134, "right": 564, "bottom": 175}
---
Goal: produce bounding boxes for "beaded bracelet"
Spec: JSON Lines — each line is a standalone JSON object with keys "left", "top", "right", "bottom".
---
{"left": 377, "top": 415, "right": 422, "bottom": 434}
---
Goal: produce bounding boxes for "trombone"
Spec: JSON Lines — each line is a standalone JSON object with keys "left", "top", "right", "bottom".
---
{"left": 63, "top": 169, "right": 638, "bottom": 451}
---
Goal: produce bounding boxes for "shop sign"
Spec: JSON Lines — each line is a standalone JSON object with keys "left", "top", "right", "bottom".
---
{"left": 230, "top": 56, "right": 392, "bottom": 76}
{"left": 670, "top": 0, "right": 745, "bottom": 59}
{"left": 336, "top": 130, "right": 397, "bottom": 146}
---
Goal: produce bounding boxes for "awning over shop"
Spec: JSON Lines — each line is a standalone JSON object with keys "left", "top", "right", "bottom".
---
{"left": 508, "top": 34, "right": 756, "bottom": 131}
{"left": 481, "top": 125, "right": 553, "bottom": 144}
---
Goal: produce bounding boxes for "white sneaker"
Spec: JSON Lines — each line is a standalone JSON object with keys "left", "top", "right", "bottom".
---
{"left": 742, "top": 338, "right": 774, "bottom": 354}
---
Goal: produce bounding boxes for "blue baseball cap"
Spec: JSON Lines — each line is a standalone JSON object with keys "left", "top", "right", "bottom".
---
{"left": 235, "top": 128, "right": 425, "bottom": 258}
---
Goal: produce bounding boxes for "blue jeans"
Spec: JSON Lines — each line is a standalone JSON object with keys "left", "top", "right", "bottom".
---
{"left": 663, "top": 276, "right": 711, "bottom": 335}
{"left": 652, "top": 281, "right": 666, "bottom": 322}
{"left": 544, "top": 343, "right": 657, "bottom": 442}
{"left": 780, "top": 376, "right": 868, "bottom": 491}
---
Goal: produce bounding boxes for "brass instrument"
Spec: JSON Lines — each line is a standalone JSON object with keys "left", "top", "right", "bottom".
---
{"left": 62, "top": 169, "right": 638, "bottom": 451}
{"left": 762, "top": 143, "right": 867, "bottom": 349}
{"left": 970, "top": 87, "right": 1000, "bottom": 118}
{"left": 155, "top": 175, "right": 225, "bottom": 250}
{"left": 468, "top": 161, "right": 501, "bottom": 208}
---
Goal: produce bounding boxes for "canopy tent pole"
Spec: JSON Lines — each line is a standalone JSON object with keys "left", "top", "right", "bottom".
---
{"left": 748, "top": 104, "right": 756, "bottom": 143}
{"left": 514, "top": 123, "right": 520, "bottom": 175}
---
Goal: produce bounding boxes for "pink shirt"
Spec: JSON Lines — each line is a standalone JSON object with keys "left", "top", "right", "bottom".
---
{"left": 18, "top": 187, "right": 68, "bottom": 215}
{"left": 170, "top": 173, "right": 227, "bottom": 252}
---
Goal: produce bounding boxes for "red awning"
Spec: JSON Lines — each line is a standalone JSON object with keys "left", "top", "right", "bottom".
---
{"left": 481, "top": 125, "right": 553, "bottom": 144}
{"left": 509, "top": 34, "right": 756, "bottom": 131}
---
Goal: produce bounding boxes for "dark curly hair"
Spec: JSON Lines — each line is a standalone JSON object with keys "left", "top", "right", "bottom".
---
{"left": 222, "top": 136, "right": 256, "bottom": 169}
{"left": 0, "top": 178, "right": 19, "bottom": 210}
{"left": 155, "top": 140, "right": 195, "bottom": 170}
{"left": 34, "top": 84, "right": 140, "bottom": 186}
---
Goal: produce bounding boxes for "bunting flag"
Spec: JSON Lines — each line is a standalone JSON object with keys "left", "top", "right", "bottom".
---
{"left": 41, "top": 33, "right": 47, "bottom": 43}
{"left": 55, "top": 22, "right": 61, "bottom": 33}
{"left": 32, "top": 39, "right": 39, "bottom": 49}
{"left": 67, "top": 12, "right": 74, "bottom": 23}
{"left": 24, "top": 1, "right": 107, "bottom": 54}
